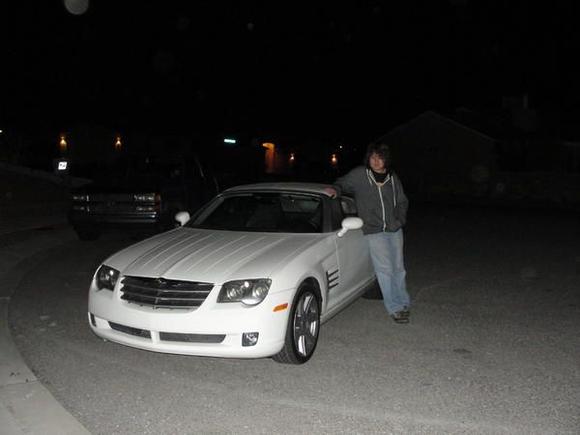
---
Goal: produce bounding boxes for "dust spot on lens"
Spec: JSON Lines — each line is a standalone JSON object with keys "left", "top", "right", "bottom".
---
{"left": 63, "top": 0, "right": 89, "bottom": 15}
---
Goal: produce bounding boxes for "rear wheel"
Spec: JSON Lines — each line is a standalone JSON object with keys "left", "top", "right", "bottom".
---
{"left": 273, "top": 284, "right": 320, "bottom": 364}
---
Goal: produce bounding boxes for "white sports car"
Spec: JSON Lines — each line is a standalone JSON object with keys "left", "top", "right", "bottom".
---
{"left": 88, "top": 182, "right": 374, "bottom": 364}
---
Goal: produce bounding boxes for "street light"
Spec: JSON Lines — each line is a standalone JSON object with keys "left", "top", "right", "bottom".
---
{"left": 59, "top": 134, "right": 68, "bottom": 153}
{"left": 115, "top": 135, "right": 122, "bottom": 150}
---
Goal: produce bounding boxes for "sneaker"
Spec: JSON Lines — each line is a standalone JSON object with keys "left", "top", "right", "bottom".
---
{"left": 391, "top": 311, "right": 410, "bottom": 324}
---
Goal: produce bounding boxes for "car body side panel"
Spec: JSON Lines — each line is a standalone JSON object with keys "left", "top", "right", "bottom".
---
{"left": 334, "top": 227, "right": 374, "bottom": 307}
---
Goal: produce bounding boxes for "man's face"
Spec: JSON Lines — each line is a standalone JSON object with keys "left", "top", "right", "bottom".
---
{"left": 369, "top": 152, "right": 386, "bottom": 173}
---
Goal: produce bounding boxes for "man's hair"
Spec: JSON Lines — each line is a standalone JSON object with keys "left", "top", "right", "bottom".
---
{"left": 364, "top": 142, "right": 391, "bottom": 169}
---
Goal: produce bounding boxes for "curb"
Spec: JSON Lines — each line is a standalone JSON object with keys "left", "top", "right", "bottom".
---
{"left": 0, "top": 227, "right": 91, "bottom": 435}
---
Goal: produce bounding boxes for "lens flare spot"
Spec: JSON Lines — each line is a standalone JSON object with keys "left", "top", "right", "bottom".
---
{"left": 63, "top": 0, "right": 90, "bottom": 15}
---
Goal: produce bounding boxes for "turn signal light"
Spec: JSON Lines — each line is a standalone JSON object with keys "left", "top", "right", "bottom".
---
{"left": 273, "top": 303, "right": 288, "bottom": 312}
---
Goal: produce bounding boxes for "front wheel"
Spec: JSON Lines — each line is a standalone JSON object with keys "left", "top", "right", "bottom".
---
{"left": 273, "top": 284, "right": 320, "bottom": 364}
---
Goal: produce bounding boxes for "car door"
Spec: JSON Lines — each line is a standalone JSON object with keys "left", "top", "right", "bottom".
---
{"left": 329, "top": 197, "right": 373, "bottom": 309}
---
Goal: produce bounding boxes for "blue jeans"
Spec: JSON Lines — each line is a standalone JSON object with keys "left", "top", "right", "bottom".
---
{"left": 366, "top": 230, "right": 410, "bottom": 315}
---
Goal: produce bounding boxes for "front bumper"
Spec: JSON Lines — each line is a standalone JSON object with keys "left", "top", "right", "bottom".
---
{"left": 88, "top": 281, "right": 292, "bottom": 359}
{"left": 69, "top": 210, "right": 161, "bottom": 227}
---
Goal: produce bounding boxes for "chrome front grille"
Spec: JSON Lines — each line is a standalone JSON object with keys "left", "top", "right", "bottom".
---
{"left": 120, "top": 276, "right": 214, "bottom": 308}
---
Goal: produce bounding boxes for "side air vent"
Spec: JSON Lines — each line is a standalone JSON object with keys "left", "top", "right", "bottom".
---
{"left": 326, "top": 269, "right": 339, "bottom": 290}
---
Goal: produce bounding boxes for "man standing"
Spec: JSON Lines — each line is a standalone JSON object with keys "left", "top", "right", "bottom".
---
{"left": 326, "top": 143, "right": 410, "bottom": 323}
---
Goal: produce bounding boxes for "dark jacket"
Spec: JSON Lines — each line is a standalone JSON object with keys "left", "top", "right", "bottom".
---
{"left": 334, "top": 166, "right": 408, "bottom": 234}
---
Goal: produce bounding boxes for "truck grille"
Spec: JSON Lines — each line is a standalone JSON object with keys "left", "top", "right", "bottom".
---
{"left": 121, "top": 276, "right": 214, "bottom": 309}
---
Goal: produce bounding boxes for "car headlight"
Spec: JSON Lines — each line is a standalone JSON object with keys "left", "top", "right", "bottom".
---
{"left": 73, "top": 194, "right": 89, "bottom": 201}
{"left": 95, "top": 265, "right": 120, "bottom": 291}
{"left": 218, "top": 279, "right": 271, "bottom": 306}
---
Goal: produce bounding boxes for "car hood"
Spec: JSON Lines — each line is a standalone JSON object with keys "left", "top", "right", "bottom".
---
{"left": 105, "top": 228, "right": 323, "bottom": 284}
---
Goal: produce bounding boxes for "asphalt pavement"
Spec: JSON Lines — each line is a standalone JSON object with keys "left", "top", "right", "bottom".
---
{"left": 2, "top": 205, "right": 579, "bottom": 434}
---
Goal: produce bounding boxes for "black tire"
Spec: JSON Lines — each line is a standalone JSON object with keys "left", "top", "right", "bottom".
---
{"left": 273, "top": 284, "right": 320, "bottom": 364}
{"left": 74, "top": 226, "right": 100, "bottom": 241}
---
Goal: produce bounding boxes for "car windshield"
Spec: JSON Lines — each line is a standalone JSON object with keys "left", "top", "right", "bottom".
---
{"left": 71, "top": 154, "right": 184, "bottom": 188}
{"left": 189, "top": 192, "right": 322, "bottom": 233}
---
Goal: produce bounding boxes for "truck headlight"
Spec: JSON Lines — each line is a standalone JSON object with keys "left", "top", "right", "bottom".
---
{"left": 218, "top": 279, "right": 271, "bottom": 306}
{"left": 133, "top": 193, "right": 158, "bottom": 202}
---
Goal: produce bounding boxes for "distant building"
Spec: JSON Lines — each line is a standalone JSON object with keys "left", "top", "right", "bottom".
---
{"left": 375, "top": 110, "right": 497, "bottom": 198}
{"left": 374, "top": 108, "right": 580, "bottom": 205}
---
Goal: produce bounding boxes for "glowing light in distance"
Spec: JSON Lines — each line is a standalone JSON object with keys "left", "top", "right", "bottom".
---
{"left": 59, "top": 134, "right": 68, "bottom": 152}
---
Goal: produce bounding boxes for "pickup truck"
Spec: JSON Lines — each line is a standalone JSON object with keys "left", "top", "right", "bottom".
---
{"left": 69, "top": 152, "right": 218, "bottom": 240}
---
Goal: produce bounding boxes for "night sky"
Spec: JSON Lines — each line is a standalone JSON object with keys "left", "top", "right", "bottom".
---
{"left": 1, "top": 1, "right": 579, "bottom": 149}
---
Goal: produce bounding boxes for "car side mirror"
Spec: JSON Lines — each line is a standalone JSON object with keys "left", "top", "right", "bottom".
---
{"left": 337, "top": 217, "right": 363, "bottom": 237}
{"left": 175, "top": 211, "right": 191, "bottom": 226}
